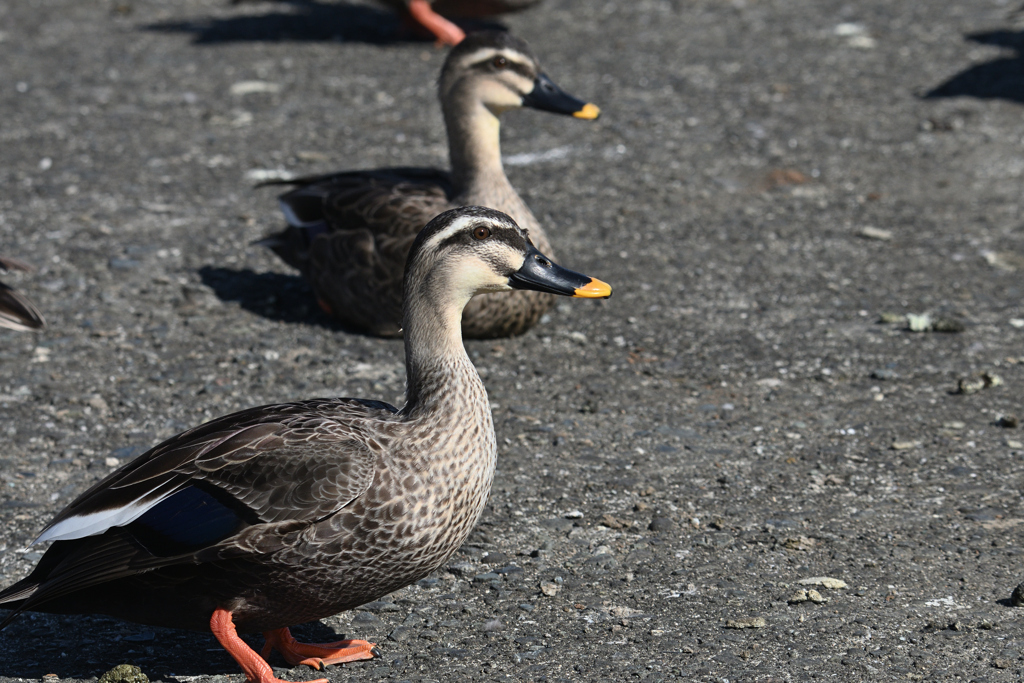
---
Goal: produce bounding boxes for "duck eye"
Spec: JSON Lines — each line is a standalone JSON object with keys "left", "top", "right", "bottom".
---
{"left": 492, "top": 56, "right": 508, "bottom": 69}
{"left": 473, "top": 226, "right": 491, "bottom": 240}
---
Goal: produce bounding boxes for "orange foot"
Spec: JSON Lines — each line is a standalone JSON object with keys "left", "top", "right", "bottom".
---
{"left": 261, "top": 627, "right": 379, "bottom": 669}
{"left": 210, "top": 608, "right": 327, "bottom": 683}
{"left": 406, "top": 0, "right": 466, "bottom": 45}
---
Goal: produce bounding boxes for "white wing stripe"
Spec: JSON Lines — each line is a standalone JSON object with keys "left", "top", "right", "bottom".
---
{"left": 33, "top": 490, "right": 176, "bottom": 545}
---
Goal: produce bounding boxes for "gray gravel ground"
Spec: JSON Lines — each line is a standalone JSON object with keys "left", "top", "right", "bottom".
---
{"left": 2, "top": 0, "right": 1024, "bottom": 680}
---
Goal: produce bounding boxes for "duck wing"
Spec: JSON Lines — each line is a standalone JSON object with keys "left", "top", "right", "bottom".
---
{"left": 259, "top": 168, "right": 454, "bottom": 335}
{"left": 259, "top": 167, "right": 453, "bottom": 267}
{"left": 0, "top": 398, "right": 396, "bottom": 621}
{"left": 38, "top": 398, "right": 394, "bottom": 543}
{"left": 0, "top": 283, "right": 45, "bottom": 331}
{"left": 0, "top": 257, "right": 45, "bottom": 331}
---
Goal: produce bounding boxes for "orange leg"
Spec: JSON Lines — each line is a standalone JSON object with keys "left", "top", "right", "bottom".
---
{"left": 406, "top": 0, "right": 466, "bottom": 46}
{"left": 261, "top": 627, "right": 379, "bottom": 669}
{"left": 210, "top": 608, "right": 327, "bottom": 683}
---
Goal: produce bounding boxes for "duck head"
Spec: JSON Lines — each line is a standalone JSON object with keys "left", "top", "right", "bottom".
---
{"left": 439, "top": 31, "right": 600, "bottom": 120}
{"left": 405, "top": 206, "right": 611, "bottom": 312}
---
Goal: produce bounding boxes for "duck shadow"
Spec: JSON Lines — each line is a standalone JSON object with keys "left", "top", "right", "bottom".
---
{"left": 144, "top": 0, "right": 505, "bottom": 45}
{"left": 198, "top": 265, "right": 334, "bottom": 328}
{"left": 199, "top": 266, "right": 382, "bottom": 337}
{"left": 0, "top": 612, "right": 351, "bottom": 678}
{"left": 925, "top": 29, "right": 1024, "bottom": 103}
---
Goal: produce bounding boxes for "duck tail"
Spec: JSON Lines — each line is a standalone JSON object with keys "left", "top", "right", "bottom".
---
{"left": 253, "top": 222, "right": 330, "bottom": 273}
{"left": 0, "top": 579, "right": 38, "bottom": 629}
{"left": 0, "top": 285, "right": 45, "bottom": 332}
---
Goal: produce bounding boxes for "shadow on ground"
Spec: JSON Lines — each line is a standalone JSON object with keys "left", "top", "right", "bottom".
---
{"left": 926, "top": 29, "right": 1024, "bottom": 102}
{"left": 198, "top": 265, "right": 331, "bottom": 326}
{"left": 144, "top": 0, "right": 503, "bottom": 45}
{"left": 0, "top": 611, "right": 349, "bottom": 678}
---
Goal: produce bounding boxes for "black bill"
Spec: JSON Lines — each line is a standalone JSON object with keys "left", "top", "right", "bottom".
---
{"left": 508, "top": 246, "right": 612, "bottom": 298}
{"left": 521, "top": 73, "right": 600, "bottom": 120}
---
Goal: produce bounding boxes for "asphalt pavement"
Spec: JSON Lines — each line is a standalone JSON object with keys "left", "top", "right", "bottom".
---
{"left": 2, "top": 0, "right": 1024, "bottom": 681}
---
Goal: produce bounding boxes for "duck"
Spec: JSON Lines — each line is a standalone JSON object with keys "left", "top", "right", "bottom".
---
{"left": 0, "top": 256, "right": 45, "bottom": 332}
{"left": 381, "top": 0, "right": 543, "bottom": 46}
{"left": 0, "top": 206, "right": 611, "bottom": 683}
{"left": 258, "top": 31, "right": 600, "bottom": 339}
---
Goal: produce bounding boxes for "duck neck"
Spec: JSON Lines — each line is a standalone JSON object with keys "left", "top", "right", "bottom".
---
{"left": 444, "top": 95, "right": 512, "bottom": 197}
{"left": 401, "top": 275, "right": 485, "bottom": 417}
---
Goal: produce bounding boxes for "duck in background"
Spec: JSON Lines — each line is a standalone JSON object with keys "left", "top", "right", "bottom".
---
{"left": 0, "top": 257, "right": 45, "bottom": 332}
{"left": 258, "top": 31, "right": 599, "bottom": 338}
{"left": 0, "top": 207, "right": 611, "bottom": 683}
{"left": 383, "top": 0, "right": 543, "bottom": 45}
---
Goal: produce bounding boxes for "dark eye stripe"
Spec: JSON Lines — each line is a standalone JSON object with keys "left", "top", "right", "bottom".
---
{"left": 434, "top": 224, "right": 524, "bottom": 253}
{"left": 473, "top": 58, "right": 534, "bottom": 80}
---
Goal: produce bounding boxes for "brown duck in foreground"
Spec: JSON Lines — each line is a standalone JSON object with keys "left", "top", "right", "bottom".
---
{"left": 258, "top": 31, "right": 599, "bottom": 339}
{"left": 0, "top": 207, "right": 611, "bottom": 683}
{"left": 0, "top": 257, "right": 45, "bottom": 332}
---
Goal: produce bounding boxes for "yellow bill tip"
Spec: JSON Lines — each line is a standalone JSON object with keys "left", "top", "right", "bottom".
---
{"left": 573, "top": 103, "right": 601, "bottom": 120}
{"left": 573, "top": 277, "right": 612, "bottom": 298}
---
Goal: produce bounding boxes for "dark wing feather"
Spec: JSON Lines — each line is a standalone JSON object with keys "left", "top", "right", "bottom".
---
{"left": 0, "top": 258, "right": 44, "bottom": 332}
{"left": 0, "top": 530, "right": 181, "bottom": 627}
{"left": 0, "top": 284, "right": 45, "bottom": 331}
{"left": 38, "top": 399, "right": 394, "bottom": 541}
{"left": 308, "top": 167, "right": 455, "bottom": 234}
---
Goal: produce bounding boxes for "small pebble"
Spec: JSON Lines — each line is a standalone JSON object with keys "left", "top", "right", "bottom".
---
{"left": 797, "top": 576, "right": 848, "bottom": 589}
{"left": 783, "top": 535, "right": 816, "bottom": 551}
{"left": 351, "top": 611, "right": 381, "bottom": 625}
{"left": 996, "top": 415, "right": 1018, "bottom": 429}
{"left": 907, "top": 313, "right": 932, "bottom": 332}
{"left": 608, "top": 605, "right": 644, "bottom": 618}
{"left": 481, "top": 551, "right": 509, "bottom": 565}
{"left": 98, "top": 665, "right": 148, "bottom": 683}
{"left": 600, "top": 513, "right": 630, "bottom": 529}
{"left": 983, "top": 371, "right": 1004, "bottom": 387}
{"left": 858, "top": 226, "right": 893, "bottom": 241}
{"left": 361, "top": 600, "right": 401, "bottom": 612}
{"left": 388, "top": 627, "right": 414, "bottom": 642}
{"left": 725, "top": 617, "right": 767, "bottom": 629}
{"left": 879, "top": 312, "right": 905, "bottom": 324}
{"left": 649, "top": 516, "right": 677, "bottom": 532}
{"left": 958, "top": 372, "right": 1003, "bottom": 394}
{"left": 229, "top": 80, "right": 281, "bottom": 96}
{"left": 540, "top": 581, "right": 560, "bottom": 597}
{"left": 482, "top": 618, "right": 504, "bottom": 632}
{"left": 891, "top": 440, "right": 919, "bottom": 450}
{"left": 787, "top": 588, "right": 827, "bottom": 604}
